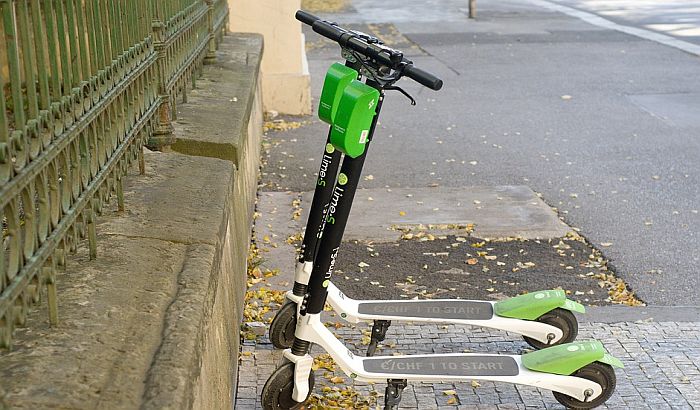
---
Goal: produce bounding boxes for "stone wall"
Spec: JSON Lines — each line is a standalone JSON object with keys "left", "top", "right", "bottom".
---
{"left": 0, "top": 33, "right": 264, "bottom": 410}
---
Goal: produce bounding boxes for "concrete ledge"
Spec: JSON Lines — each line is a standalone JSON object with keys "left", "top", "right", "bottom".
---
{"left": 171, "top": 32, "right": 264, "bottom": 235}
{"left": 0, "top": 35, "right": 263, "bottom": 409}
{"left": 0, "top": 152, "right": 242, "bottom": 409}
{"left": 0, "top": 233, "right": 187, "bottom": 409}
{"left": 171, "top": 33, "right": 263, "bottom": 169}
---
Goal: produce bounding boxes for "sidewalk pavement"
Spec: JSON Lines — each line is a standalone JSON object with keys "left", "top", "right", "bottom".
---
{"left": 236, "top": 0, "right": 700, "bottom": 408}
{"left": 237, "top": 322, "right": 700, "bottom": 409}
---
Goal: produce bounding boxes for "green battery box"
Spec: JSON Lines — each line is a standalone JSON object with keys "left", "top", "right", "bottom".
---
{"left": 330, "top": 80, "right": 380, "bottom": 158}
{"left": 318, "top": 63, "right": 358, "bottom": 124}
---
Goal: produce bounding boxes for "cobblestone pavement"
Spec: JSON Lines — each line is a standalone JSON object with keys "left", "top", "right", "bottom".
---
{"left": 236, "top": 320, "right": 700, "bottom": 409}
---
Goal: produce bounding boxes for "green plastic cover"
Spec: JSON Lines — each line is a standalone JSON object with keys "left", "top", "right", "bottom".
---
{"left": 318, "top": 63, "right": 358, "bottom": 124}
{"left": 522, "top": 340, "right": 623, "bottom": 375}
{"left": 330, "top": 80, "right": 380, "bottom": 158}
{"left": 493, "top": 290, "right": 585, "bottom": 321}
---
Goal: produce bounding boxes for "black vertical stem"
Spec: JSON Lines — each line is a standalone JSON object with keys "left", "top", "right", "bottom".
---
{"left": 303, "top": 81, "right": 384, "bottom": 316}
{"left": 293, "top": 59, "right": 361, "bottom": 299}
{"left": 299, "top": 131, "right": 342, "bottom": 264}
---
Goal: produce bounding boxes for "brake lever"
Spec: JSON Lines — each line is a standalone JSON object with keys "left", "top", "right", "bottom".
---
{"left": 384, "top": 85, "right": 416, "bottom": 106}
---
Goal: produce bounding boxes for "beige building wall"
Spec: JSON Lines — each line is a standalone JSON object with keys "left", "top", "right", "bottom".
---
{"left": 228, "top": 0, "right": 312, "bottom": 115}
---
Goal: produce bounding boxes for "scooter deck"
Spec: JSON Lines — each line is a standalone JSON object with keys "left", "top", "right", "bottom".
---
{"left": 363, "top": 354, "right": 518, "bottom": 376}
{"left": 290, "top": 314, "right": 607, "bottom": 402}
{"left": 357, "top": 300, "right": 494, "bottom": 320}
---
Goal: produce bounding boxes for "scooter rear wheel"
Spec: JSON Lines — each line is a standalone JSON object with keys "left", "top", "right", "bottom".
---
{"left": 553, "top": 361, "right": 616, "bottom": 409}
{"left": 523, "top": 308, "right": 578, "bottom": 349}
{"left": 270, "top": 301, "right": 297, "bottom": 349}
{"left": 261, "top": 362, "right": 315, "bottom": 410}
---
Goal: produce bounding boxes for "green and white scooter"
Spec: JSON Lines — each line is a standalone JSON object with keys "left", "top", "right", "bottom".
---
{"left": 272, "top": 28, "right": 586, "bottom": 354}
{"left": 262, "top": 11, "right": 623, "bottom": 410}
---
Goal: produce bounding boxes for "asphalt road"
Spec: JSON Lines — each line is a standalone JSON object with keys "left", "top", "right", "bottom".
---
{"left": 268, "top": 0, "right": 699, "bottom": 306}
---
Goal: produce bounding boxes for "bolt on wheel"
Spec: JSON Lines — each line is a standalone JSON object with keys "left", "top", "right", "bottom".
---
{"left": 553, "top": 362, "right": 616, "bottom": 409}
{"left": 523, "top": 308, "right": 578, "bottom": 349}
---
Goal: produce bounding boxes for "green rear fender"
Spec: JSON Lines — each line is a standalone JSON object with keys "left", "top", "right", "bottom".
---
{"left": 493, "top": 289, "right": 585, "bottom": 321}
{"left": 522, "top": 340, "right": 624, "bottom": 375}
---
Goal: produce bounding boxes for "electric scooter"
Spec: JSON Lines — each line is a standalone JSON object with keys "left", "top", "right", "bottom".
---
{"left": 261, "top": 11, "right": 622, "bottom": 410}
{"left": 270, "top": 30, "right": 585, "bottom": 356}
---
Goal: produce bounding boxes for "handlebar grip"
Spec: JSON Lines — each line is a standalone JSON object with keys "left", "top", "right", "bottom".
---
{"left": 403, "top": 65, "right": 443, "bottom": 91}
{"left": 295, "top": 10, "right": 319, "bottom": 25}
{"left": 313, "top": 20, "right": 344, "bottom": 42}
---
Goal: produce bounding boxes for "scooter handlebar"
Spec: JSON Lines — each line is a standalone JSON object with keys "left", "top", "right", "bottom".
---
{"left": 313, "top": 20, "right": 345, "bottom": 42}
{"left": 295, "top": 9, "right": 443, "bottom": 91}
{"left": 403, "top": 65, "right": 443, "bottom": 91}
{"left": 295, "top": 9, "right": 320, "bottom": 26}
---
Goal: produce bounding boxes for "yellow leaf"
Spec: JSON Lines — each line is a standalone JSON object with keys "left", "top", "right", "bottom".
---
{"left": 399, "top": 211, "right": 406, "bottom": 216}
{"left": 466, "top": 258, "right": 478, "bottom": 265}
{"left": 471, "top": 380, "right": 480, "bottom": 388}
{"left": 330, "top": 376, "right": 345, "bottom": 384}
{"left": 446, "top": 397, "right": 458, "bottom": 405}
{"left": 442, "top": 390, "right": 456, "bottom": 396}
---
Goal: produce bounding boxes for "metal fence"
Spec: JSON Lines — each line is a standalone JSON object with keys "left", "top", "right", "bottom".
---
{"left": 0, "top": 0, "right": 228, "bottom": 349}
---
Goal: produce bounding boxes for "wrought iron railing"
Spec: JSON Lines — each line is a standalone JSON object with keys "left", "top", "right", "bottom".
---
{"left": 0, "top": 0, "right": 229, "bottom": 349}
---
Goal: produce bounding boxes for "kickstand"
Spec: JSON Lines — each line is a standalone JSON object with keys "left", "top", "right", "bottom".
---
{"left": 367, "top": 320, "right": 391, "bottom": 356}
{"left": 384, "top": 379, "right": 408, "bottom": 410}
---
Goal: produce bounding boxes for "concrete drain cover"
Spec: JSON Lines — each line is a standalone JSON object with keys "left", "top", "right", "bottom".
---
{"left": 302, "top": 186, "right": 571, "bottom": 241}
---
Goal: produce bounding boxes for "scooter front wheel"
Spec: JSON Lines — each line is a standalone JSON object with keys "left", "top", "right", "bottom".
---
{"left": 553, "top": 361, "right": 616, "bottom": 409}
{"left": 261, "top": 362, "right": 315, "bottom": 410}
{"left": 270, "top": 301, "right": 297, "bottom": 349}
{"left": 523, "top": 308, "right": 578, "bottom": 349}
